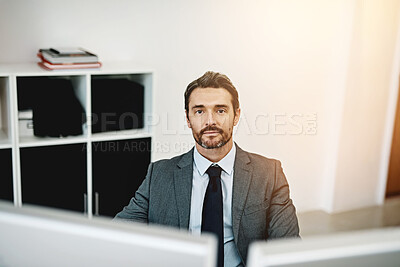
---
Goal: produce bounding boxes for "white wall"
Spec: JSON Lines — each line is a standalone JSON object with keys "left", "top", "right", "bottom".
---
{"left": 0, "top": 0, "right": 399, "bottom": 213}
{"left": 331, "top": 0, "right": 400, "bottom": 212}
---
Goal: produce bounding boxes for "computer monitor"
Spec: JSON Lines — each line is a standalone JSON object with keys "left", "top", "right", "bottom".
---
{"left": 247, "top": 227, "right": 400, "bottom": 267}
{"left": 0, "top": 201, "right": 217, "bottom": 267}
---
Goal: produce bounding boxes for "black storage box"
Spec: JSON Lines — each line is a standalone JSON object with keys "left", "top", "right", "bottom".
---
{"left": 91, "top": 78, "right": 144, "bottom": 133}
{"left": 17, "top": 77, "right": 85, "bottom": 137}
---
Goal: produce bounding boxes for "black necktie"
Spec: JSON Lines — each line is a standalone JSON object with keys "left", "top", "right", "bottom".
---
{"left": 202, "top": 165, "right": 224, "bottom": 267}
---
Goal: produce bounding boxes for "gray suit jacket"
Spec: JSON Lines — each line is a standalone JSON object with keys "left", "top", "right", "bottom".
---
{"left": 115, "top": 144, "right": 300, "bottom": 264}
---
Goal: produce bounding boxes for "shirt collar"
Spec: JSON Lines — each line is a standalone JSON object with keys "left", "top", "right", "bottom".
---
{"left": 193, "top": 144, "right": 236, "bottom": 177}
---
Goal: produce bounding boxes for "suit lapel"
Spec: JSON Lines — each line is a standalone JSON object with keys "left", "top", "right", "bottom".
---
{"left": 232, "top": 145, "right": 252, "bottom": 244}
{"left": 173, "top": 148, "right": 194, "bottom": 229}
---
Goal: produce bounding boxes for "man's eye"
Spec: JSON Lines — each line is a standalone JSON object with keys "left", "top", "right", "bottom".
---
{"left": 195, "top": 110, "right": 203, "bottom": 114}
{"left": 217, "top": 109, "right": 225, "bottom": 114}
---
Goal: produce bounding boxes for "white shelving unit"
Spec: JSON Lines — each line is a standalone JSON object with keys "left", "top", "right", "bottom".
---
{"left": 0, "top": 62, "right": 154, "bottom": 217}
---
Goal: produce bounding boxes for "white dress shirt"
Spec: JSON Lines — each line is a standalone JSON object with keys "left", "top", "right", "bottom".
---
{"left": 189, "top": 145, "right": 243, "bottom": 267}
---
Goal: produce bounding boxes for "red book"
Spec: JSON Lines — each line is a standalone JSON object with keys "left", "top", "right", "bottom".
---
{"left": 37, "top": 52, "right": 102, "bottom": 70}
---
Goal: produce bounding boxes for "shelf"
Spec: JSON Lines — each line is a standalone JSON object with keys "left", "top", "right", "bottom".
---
{"left": 19, "top": 135, "right": 88, "bottom": 148}
{"left": 0, "top": 63, "right": 88, "bottom": 77}
{"left": 90, "top": 62, "right": 153, "bottom": 75}
{"left": 20, "top": 143, "right": 87, "bottom": 212}
{"left": 0, "top": 62, "right": 153, "bottom": 77}
{"left": 92, "top": 138, "right": 151, "bottom": 217}
{"left": 0, "top": 62, "right": 153, "bottom": 214}
{"left": 90, "top": 129, "right": 152, "bottom": 142}
{"left": 17, "top": 76, "right": 88, "bottom": 143}
{"left": 18, "top": 129, "right": 153, "bottom": 147}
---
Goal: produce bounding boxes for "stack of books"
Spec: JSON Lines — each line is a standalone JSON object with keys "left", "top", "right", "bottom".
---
{"left": 37, "top": 47, "right": 102, "bottom": 70}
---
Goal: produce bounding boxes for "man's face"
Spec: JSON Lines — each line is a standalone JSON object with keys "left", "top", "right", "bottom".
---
{"left": 186, "top": 87, "right": 240, "bottom": 149}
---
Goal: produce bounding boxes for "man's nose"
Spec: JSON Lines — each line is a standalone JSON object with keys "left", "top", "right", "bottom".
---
{"left": 205, "top": 111, "right": 216, "bottom": 126}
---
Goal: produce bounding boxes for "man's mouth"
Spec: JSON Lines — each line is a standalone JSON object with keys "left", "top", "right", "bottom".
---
{"left": 203, "top": 131, "right": 219, "bottom": 136}
{"left": 200, "top": 127, "right": 222, "bottom": 135}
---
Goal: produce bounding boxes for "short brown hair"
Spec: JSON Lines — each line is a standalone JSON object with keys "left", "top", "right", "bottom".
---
{"left": 184, "top": 71, "right": 240, "bottom": 112}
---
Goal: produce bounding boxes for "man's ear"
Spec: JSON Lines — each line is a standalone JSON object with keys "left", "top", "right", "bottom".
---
{"left": 233, "top": 108, "right": 241, "bottom": 126}
{"left": 185, "top": 110, "right": 192, "bottom": 128}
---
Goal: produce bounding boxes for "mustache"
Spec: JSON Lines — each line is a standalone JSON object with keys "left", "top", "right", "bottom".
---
{"left": 200, "top": 126, "right": 223, "bottom": 135}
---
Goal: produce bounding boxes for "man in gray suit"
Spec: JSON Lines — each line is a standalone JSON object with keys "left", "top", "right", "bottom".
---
{"left": 115, "top": 71, "right": 299, "bottom": 266}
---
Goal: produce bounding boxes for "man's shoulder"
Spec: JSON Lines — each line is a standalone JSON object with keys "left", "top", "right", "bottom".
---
{"left": 151, "top": 149, "right": 193, "bottom": 170}
{"left": 236, "top": 146, "right": 286, "bottom": 183}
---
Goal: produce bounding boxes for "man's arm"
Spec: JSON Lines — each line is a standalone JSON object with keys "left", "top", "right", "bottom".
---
{"left": 114, "top": 163, "right": 154, "bottom": 223}
{"left": 267, "top": 160, "right": 300, "bottom": 239}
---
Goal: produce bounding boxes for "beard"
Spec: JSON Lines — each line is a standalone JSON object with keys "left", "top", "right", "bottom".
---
{"left": 193, "top": 125, "right": 232, "bottom": 149}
